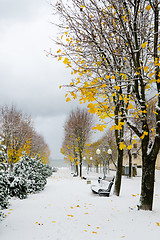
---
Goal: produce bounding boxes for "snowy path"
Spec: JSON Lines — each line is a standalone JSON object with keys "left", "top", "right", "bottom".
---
{"left": 0, "top": 168, "right": 160, "bottom": 240}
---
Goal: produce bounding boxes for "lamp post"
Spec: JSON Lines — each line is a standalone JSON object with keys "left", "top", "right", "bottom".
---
{"left": 107, "top": 148, "right": 112, "bottom": 174}
{"left": 102, "top": 147, "right": 106, "bottom": 179}
{"left": 96, "top": 148, "right": 101, "bottom": 174}
{"left": 89, "top": 156, "right": 93, "bottom": 173}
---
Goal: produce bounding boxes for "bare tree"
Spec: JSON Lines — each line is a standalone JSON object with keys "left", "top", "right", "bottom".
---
{"left": 63, "top": 108, "right": 94, "bottom": 177}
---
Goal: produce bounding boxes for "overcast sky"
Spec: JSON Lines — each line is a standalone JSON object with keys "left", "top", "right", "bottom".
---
{"left": 0, "top": 0, "right": 82, "bottom": 159}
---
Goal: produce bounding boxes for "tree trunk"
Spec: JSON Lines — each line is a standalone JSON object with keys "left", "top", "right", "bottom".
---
{"left": 114, "top": 148, "right": 123, "bottom": 196}
{"left": 128, "top": 149, "right": 132, "bottom": 178}
{"left": 76, "top": 163, "right": 79, "bottom": 176}
{"left": 79, "top": 151, "right": 82, "bottom": 177}
{"left": 138, "top": 155, "right": 156, "bottom": 210}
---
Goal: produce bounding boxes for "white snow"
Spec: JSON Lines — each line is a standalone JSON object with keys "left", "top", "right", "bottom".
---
{"left": 1, "top": 167, "right": 160, "bottom": 240}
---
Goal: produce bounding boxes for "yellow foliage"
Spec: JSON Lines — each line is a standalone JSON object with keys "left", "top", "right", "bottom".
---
{"left": 58, "top": 56, "right": 62, "bottom": 61}
{"left": 141, "top": 42, "right": 148, "bottom": 48}
{"left": 66, "top": 97, "right": 71, "bottom": 102}
{"left": 63, "top": 57, "right": 71, "bottom": 65}
{"left": 114, "top": 86, "right": 120, "bottom": 90}
{"left": 140, "top": 131, "right": 148, "bottom": 139}
{"left": 92, "top": 124, "right": 107, "bottom": 132}
{"left": 127, "top": 145, "right": 132, "bottom": 150}
{"left": 146, "top": 5, "right": 151, "bottom": 11}
{"left": 70, "top": 92, "right": 77, "bottom": 99}
{"left": 87, "top": 103, "right": 97, "bottom": 114}
{"left": 143, "top": 66, "right": 149, "bottom": 72}
{"left": 119, "top": 142, "right": 126, "bottom": 150}
{"left": 127, "top": 103, "right": 134, "bottom": 110}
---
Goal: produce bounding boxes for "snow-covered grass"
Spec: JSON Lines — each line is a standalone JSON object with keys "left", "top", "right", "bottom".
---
{"left": 0, "top": 167, "right": 160, "bottom": 240}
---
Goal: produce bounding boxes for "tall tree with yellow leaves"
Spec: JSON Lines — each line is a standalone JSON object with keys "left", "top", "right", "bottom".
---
{"left": 52, "top": 0, "right": 160, "bottom": 210}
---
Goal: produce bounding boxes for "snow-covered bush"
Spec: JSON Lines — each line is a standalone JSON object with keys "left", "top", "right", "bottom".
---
{"left": 8, "top": 175, "right": 28, "bottom": 199}
{"left": 0, "top": 169, "right": 9, "bottom": 209}
{"left": 10, "top": 154, "right": 52, "bottom": 196}
{"left": 0, "top": 141, "right": 9, "bottom": 211}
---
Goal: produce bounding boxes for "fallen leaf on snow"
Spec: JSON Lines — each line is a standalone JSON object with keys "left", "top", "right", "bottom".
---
{"left": 156, "top": 222, "right": 160, "bottom": 226}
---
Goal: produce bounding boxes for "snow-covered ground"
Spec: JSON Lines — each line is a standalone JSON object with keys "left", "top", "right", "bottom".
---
{"left": 0, "top": 167, "right": 160, "bottom": 240}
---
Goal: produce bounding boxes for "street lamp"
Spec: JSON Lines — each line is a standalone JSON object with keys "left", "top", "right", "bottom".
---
{"left": 96, "top": 148, "right": 101, "bottom": 155}
{"left": 107, "top": 149, "right": 112, "bottom": 174}
{"left": 102, "top": 147, "right": 106, "bottom": 180}
{"left": 96, "top": 149, "right": 101, "bottom": 174}
{"left": 89, "top": 156, "right": 93, "bottom": 173}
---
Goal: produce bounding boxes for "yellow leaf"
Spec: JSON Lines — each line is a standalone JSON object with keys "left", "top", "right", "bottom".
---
{"left": 156, "top": 222, "right": 160, "bottom": 226}
{"left": 146, "top": 5, "right": 151, "bottom": 11}
{"left": 127, "top": 145, "right": 132, "bottom": 150}
{"left": 153, "top": 110, "right": 158, "bottom": 115}
{"left": 59, "top": 85, "right": 62, "bottom": 89}
{"left": 66, "top": 97, "right": 71, "bottom": 102}
{"left": 141, "top": 42, "right": 148, "bottom": 48}
{"left": 110, "top": 125, "right": 115, "bottom": 131}
{"left": 106, "top": 75, "right": 110, "bottom": 79}
{"left": 52, "top": 221, "right": 56, "bottom": 223}
{"left": 92, "top": 232, "right": 97, "bottom": 234}
{"left": 57, "top": 49, "right": 61, "bottom": 53}
{"left": 127, "top": 103, "right": 134, "bottom": 110}
{"left": 70, "top": 92, "right": 77, "bottom": 99}
{"left": 114, "top": 86, "right": 120, "bottom": 90}
{"left": 63, "top": 57, "right": 70, "bottom": 64}
{"left": 140, "top": 131, "right": 148, "bottom": 139}
{"left": 58, "top": 56, "right": 62, "bottom": 61}
{"left": 92, "top": 124, "right": 107, "bottom": 132}
{"left": 143, "top": 66, "right": 149, "bottom": 72}
{"left": 119, "top": 142, "right": 126, "bottom": 150}
{"left": 87, "top": 103, "right": 97, "bottom": 114}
